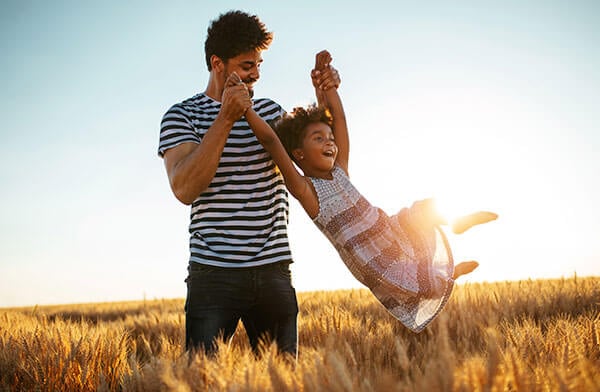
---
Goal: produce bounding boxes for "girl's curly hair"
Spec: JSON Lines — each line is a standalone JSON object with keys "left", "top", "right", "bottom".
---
{"left": 205, "top": 11, "right": 273, "bottom": 71}
{"left": 274, "top": 104, "right": 333, "bottom": 164}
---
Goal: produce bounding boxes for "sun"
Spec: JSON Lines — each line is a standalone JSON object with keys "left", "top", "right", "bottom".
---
{"left": 433, "top": 196, "right": 480, "bottom": 227}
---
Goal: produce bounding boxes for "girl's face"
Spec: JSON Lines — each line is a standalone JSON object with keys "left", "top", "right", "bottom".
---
{"left": 294, "top": 122, "right": 338, "bottom": 177}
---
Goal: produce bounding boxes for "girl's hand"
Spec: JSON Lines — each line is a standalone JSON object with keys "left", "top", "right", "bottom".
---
{"left": 221, "top": 72, "right": 252, "bottom": 121}
{"left": 311, "top": 50, "right": 340, "bottom": 91}
{"left": 315, "top": 50, "right": 332, "bottom": 71}
{"left": 225, "top": 71, "right": 244, "bottom": 88}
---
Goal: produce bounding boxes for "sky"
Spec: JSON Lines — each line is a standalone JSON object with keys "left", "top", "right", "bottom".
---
{"left": 1, "top": 0, "right": 599, "bottom": 307}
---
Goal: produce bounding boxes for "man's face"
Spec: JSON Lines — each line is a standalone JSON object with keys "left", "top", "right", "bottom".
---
{"left": 223, "top": 49, "right": 263, "bottom": 97}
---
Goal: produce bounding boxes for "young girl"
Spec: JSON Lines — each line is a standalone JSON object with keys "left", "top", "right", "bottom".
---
{"left": 236, "top": 51, "right": 497, "bottom": 332}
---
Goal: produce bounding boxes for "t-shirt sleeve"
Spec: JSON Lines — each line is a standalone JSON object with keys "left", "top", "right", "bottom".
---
{"left": 254, "top": 98, "right": 285, "bottom": 124}
{"left": 157, "top": 104, "right": 199, "bottom": 157}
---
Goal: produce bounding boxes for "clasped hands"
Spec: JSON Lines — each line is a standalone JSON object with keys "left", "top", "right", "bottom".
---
{"left": 312, "top": 50, "right": 340, "bottom": 91}
{"left": 221, "top": 50, "right": 342, "bottom": 123}
{"left": 221, "top": 72, "right": 253, "bottom": 122}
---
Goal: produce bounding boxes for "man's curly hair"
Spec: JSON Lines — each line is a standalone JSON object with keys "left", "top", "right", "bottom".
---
{"left": 205, "top": 10, "right": 273, "bottom": 71}
{"left": 274, "top": 104, "right": 333, "bottom": 164}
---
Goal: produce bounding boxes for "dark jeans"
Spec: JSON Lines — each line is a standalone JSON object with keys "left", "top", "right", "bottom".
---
{"left": 184, "top": 261, "right": 298, "bottom": 357}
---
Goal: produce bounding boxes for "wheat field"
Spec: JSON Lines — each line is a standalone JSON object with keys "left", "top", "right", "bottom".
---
{"left": 0, "top": 276, "right": 598, "bottom": 391}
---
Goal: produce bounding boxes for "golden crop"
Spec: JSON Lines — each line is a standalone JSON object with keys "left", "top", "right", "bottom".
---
{"left": 1, "top": 276, "right": 598, "bottom": 391}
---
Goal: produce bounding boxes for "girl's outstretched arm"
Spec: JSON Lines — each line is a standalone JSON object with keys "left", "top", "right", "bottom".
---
{"left": 312, "top": 51, "right": 349, "bottom": 174}
{"left": 323, "top": 77, "right": 349, "bottom": 174}
{"left": 226, "top": 72, "right": 319, "bottom": 216}
{"left": 244, "top": 107, "right": 320, "bottom": 220}
{"left": 245, "top": 108, "right": 309, "bottom": 201}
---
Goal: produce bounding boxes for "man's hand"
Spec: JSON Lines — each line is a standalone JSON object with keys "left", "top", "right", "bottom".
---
{"left": 221, "top": 72, "right": 252, "bottom": 122}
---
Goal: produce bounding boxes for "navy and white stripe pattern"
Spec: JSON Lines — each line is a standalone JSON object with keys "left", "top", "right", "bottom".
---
{"left": 159, "top": 93, "right": 292, "bottom": 267}
{"left": 310, "top": 165, "right": 454, "bottom": 332}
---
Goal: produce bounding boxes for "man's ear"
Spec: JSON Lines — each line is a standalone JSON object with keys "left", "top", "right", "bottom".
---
{"left": 210, "top": 55, "right": 225, "bottom": 73}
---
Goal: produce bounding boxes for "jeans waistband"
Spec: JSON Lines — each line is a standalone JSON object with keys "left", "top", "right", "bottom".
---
{"left": 188, "top": 261, "right": 291, "bottom": 271}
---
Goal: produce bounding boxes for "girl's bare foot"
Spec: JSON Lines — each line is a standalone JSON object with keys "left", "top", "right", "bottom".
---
{"left": 451, "top": 211, "right": 498, "bottom": 234}
{"left": 453, "top": 261, "right": 479, "bottom": 279}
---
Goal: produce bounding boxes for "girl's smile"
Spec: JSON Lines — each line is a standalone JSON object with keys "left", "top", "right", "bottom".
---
{"left": 295, "top": 122, "right": 338, "bottom": 178}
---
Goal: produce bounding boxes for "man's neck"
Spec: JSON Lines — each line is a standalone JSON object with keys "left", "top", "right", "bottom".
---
{"left": 204, "top": 74, "right": 224, "bottom": 102}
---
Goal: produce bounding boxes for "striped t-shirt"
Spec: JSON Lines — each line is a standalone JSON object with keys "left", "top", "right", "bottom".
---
{"left": 158, "top": 93, "right": 292, "bottom": 267}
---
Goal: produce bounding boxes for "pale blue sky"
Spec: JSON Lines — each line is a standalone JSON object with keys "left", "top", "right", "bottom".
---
{"left": 1, "top": 1, "right": 599, "bottom": 307}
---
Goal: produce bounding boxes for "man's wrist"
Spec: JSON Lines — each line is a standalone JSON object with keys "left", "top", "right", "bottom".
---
{"left": 214, "top": 112, "right": 236, "bottom": 130}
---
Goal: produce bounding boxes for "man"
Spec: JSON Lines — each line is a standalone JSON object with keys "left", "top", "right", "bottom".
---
{"left": 158, "top": 10, "right": 298, "bottom": 356}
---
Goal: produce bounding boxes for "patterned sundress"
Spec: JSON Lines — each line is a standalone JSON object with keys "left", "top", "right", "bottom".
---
{"left": 310, "top": 165, "right": 454, "bottom": 332}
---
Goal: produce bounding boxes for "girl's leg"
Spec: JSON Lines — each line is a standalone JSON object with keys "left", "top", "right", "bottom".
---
{"left": 451, "top": 211, "right": 498, "bottom": 234}
{"left": 452, "top": 260, "right": 479, "bottom": 279}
